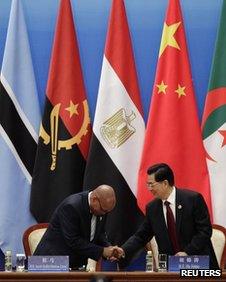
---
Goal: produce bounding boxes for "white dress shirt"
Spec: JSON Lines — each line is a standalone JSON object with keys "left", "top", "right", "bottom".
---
{"left": 88, "top": 192, "right": 96, "bottom": 241}
{"left": 162, "top": 186, "right": 176, "bottom": 226}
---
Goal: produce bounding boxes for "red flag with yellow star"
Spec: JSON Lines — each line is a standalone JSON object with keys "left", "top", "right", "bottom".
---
{"left": 30, "top": 0, "right": 91, "bottom": 222}
{"left": 137, "top": 0, "right": 212, "bottom": 216}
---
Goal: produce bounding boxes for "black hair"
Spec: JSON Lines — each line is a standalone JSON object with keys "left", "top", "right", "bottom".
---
{"left": 147, "top": 163, "right": 174, "bottom": 186}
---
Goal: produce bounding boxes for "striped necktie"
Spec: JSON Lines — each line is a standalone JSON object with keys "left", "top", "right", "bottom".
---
{"left": 90, "top": 214, "right": 97, "bottom": 241}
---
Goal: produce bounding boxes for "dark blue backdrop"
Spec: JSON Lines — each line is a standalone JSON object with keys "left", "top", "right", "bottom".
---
{"left": 0, "top": 0, "right": 223, "bottom": 122}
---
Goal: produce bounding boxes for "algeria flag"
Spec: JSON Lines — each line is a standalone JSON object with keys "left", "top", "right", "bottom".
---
{"left": 202, "top": 0, "right": 226, "bottom": 227}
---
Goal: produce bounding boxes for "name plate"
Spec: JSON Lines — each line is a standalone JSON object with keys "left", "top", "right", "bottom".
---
{"left": 28, "top": 256, "right": 69, "bottom": 272}
{"left": 168, "top": 255, "right": 209, "bottom": 272}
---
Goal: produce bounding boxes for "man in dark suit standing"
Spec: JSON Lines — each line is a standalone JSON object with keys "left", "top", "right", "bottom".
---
{"left": 114, "top": 163, "right": 219, "bottom": 269}
{"left": 34, "top": 184, "right": 117, "bottom": 269}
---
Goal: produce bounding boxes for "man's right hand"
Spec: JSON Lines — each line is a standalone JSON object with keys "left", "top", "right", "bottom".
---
{"left": 110, "top": 246, "right": 125, "bottom": 261}
{"left": 102, "top": 246, "right": 118, "bottom": 259}
{"left": 102, "top": 246, "right": 125, "bottom": 260}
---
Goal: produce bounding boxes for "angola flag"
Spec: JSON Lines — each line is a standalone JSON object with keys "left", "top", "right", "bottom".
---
{"left": 30, "top": 0, "right": 91, "bottom": 222}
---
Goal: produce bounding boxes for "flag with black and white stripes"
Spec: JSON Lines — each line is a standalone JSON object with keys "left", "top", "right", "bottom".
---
{"left": 0, "top": 0, "right": 40, "bottom": 258}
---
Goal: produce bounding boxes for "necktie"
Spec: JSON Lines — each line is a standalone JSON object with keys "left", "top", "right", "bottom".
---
{"left": 164, "top": 201, "right": 180, "bottom": 253}
{"left": 90, "top": 214, "right": 97, "bottom": 241}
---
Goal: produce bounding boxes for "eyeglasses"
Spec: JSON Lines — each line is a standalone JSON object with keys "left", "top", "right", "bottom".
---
{"left": 146, "top": 181, "right": 161, "bottom": 188}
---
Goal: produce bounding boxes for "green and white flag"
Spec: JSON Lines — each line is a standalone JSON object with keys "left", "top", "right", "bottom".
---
{"left": 202, "top": 0, "right": 226, "bottom": 227}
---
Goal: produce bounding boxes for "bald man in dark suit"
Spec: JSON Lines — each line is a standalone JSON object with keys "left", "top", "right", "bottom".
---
{"left": 34, "top": 185, "right": 117, "bottom": 269}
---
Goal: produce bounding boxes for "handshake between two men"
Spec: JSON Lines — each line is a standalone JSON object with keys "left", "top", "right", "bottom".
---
{"left": 103, "top": 246, "right": 125, "bottom": 261}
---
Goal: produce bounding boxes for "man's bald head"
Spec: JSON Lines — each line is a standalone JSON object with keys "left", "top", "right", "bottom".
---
{"left": 90, "top": 185, "right": 116, "bottom": 215}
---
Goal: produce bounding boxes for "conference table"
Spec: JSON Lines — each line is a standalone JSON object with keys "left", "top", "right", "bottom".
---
{"left": 0, "top": 271, "right": 225, "bottom": 282}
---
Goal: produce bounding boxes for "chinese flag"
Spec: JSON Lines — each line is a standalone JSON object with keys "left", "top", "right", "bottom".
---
{"left": 137, "top": 0, "right": 212, "bottom": 216}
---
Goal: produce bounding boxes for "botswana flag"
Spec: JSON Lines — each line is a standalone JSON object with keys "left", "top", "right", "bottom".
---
{"left": 0, "top": 0, "right": 40, "bottom": 257}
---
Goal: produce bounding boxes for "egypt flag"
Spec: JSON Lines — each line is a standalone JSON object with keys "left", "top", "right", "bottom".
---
{"left": 202, "top": 0, "right": 226, "bottom": 227}
{"left": 30, "top": 0, "right": 91, "bottom": 222}
{"left": 137, "top": 0, "right": 212, "bottom": 215}
{"left": 84, "top": 0, "right": 144, "bottom": 245}
{"left": 0, "top": 0, "right": 40, "bottom": 256}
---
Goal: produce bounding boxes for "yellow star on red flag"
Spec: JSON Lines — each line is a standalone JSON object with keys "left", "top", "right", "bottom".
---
{"left": 175, "top": 84, "right": 186, "bottom": 98}
{"left": 159, "top": 22, "right": 181, "bottom": 57}
{"left": 65, "top": 100, "right": 79, "bottom": 118}
{"left": 156, "top": 81, "right": 168, "bottom": 94}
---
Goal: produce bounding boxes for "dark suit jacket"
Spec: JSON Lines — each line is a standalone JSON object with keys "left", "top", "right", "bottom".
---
{"left": 34, "top": 191, "right": 110, "bottom": 268}
{"left": 122, "top": 188, "right": 218, "bottom": 269}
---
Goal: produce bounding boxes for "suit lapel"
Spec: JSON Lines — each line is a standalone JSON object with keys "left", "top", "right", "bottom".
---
{"left": 175, "top": 188, "right": 183, "bottom": 234}
{"left": 81, "top": 192, "right": 92, "bottom": 239}
{"left": 155, "top": 200, "right": 172, "bottom": 247}
{"left": 156, "top": 200, "right": 167, "bottom": 231}
{"left": 94, "top": 216, "right": 104, "bottom": 237}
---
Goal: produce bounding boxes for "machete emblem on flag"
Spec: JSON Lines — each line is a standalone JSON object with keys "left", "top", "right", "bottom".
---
{"left": 100, "top": 108, "right": 136, "bottom": 149}
{"left": 39, "top": 100, "right": 90, "bottom": 171}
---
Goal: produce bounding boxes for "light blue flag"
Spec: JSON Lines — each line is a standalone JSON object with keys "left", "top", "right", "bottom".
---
{"left": 0, "top": 0, "right": 41, "bottom": 263}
